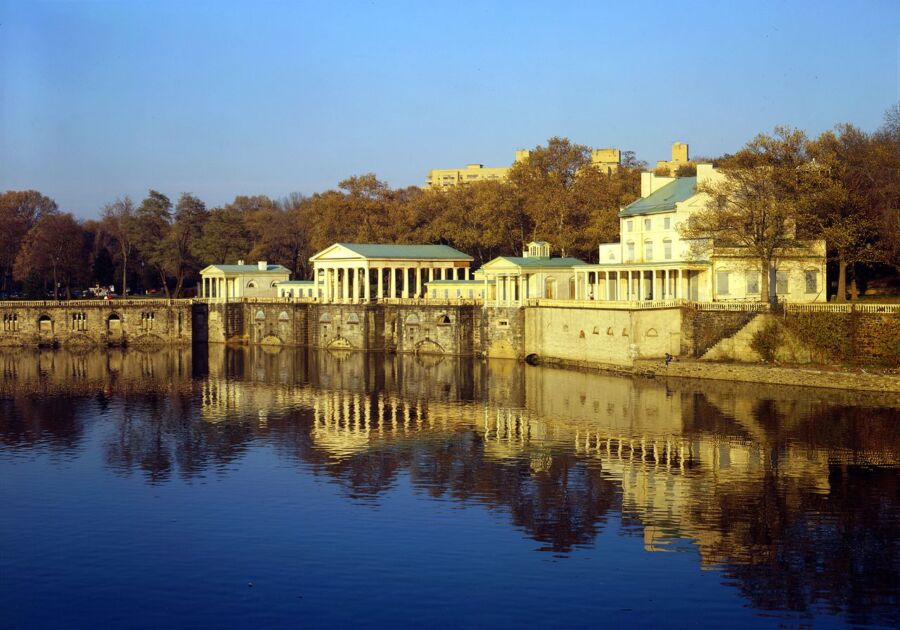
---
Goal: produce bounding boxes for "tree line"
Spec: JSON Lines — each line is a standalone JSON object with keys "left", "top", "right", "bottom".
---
{"left": 1, "top": 108, "right": 897, "bottom": 300}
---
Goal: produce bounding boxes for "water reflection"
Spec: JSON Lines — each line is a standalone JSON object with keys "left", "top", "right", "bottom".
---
{"left": 1, "top": 346, "right": 898, "bottom": 626}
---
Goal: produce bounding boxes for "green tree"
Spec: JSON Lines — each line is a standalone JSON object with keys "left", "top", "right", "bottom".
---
{"left": 133, "top": 190, "right": 174, "bottom": 297}
{"left": 193, "top": 205, "right": 252, "bottom": 266}
{"left": 171, "top": 193, "right": 208, "bottom": 296}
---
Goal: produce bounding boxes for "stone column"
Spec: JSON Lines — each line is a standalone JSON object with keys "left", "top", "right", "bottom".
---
{"left": 363, "top": 266, "right": 370, "bottom": 302}
{"left": 342, "top": 267, "right": 350, "bottom": 302}
{"left": 594, "top": 272, "right": 600, "bottom": 301}
{"left": 664, "top": 269, "right": 669, "bottom": 299}
{"left": 389, "top": 267, "right": 397, "bottom": 299}
{"left": 415, "top": 267, "right": 422, "bottom": 299}
{"left": 639, "top": 271, "right": 645, "bottom": 301}
{"left": 401, "top": 266, "right": 409, "bottom": 299}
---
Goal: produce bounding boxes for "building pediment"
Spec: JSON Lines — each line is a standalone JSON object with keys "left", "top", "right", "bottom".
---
{"left": 309, "top": 243, "right": 365, "bottom": 263}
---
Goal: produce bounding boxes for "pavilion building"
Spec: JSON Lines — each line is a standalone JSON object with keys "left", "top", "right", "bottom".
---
{"left": 309, "top": 243, "right": 473, "bottom": 303}
{"left": 199, "top": 261, "right": 291, "bottom": 302}
{"left": 479, "top": 241, "right": 588, "bottom": 306}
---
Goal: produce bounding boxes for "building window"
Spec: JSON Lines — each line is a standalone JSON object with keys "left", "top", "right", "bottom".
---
{"left": 664, "top": 217, "right": 671, "bottom": 229}
{"left": 746, "top": 271, "right": 760, "bottom": 294}
{"left": 716, "top": 271, "right": 730, "bottom": 295}
{"left": 663, "top": 239, "right": 672, "bottom": 260}
{"left": 468, "top": 289, "right": 474, "bottom": 298}
{"left": 626, "top": 242, "right": 635, "bottom": 261}
{"left": 644, "top": 240, "right": 653, "bottom": 261}
{"left": 804, "top": 270, "right": 818, "bottom": 294}
{"left": 644, "top": 218, "right": 652, "bottom": 230}
{"left": 3, "top": 314, "right": 18, "bottom": 332}
{"left": 247, "top": 281, "right": 257, "bottom": 288}
{"left": 626, "top": 220, "right": 633, "bottom": 232}
{"left": 776, "top": 271, "right": 788, "bottom": 295}
{"left": 71, "top": 313, "right": 87, "bottom": 331}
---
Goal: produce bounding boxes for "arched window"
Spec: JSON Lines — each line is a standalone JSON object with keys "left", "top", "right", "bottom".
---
{"left": 437, "top": 314, "right": 451, "bottom": 325}
{"left": 347, "top": 313, "right": 360, "bottom": 325}
{"left": 278, "top": 311, "right": 290, "bottom": 321}
{"left": 406, "top": 313, "right": 420, "bottom": 326}
{"left": 319, "top": 313, "right": 332, "bottom": 323}
{"left": 270, "top": 281, "right": 278, "bottom": 288}
{"left": 255, "top": 310, "right": 266, "bottom": 320}
{"left": 247, "top": 281, "right": 257, "bottom": 289}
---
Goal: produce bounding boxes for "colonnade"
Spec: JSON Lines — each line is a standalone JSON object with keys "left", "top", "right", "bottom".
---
{"left": 317, "top": 264, "right": 470, "bottom": 303}
{"left": 573, "top": 268, "right": 699, "bottom": 301}
{"left": 489, "top": 273, "right": 528, "bottom": 307}
{"left": 201, "top": 277, "right": 235, "bottom": 301}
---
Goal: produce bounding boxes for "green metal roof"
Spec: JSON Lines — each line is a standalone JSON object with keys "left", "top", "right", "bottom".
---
{"left": 204, "top": 264, "right": 291, "bottom": 273}
{"left": 336, "top": 243, "right": 473, "bottom": 260}
{"left": 277, "top": 280, "right": 313, "bottom": 284}
{"left": 620, "top": 177, "right": 696, "bottom": 217}
{"left": 488, "top": 256, "right": 588, "bottom": 269}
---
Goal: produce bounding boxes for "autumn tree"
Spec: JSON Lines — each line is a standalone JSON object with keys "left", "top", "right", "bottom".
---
{"left": 806, "top": 125, "right": 886, "bottom": 300}
{"left": 680, "top": 127, "right": 822, "bottom": 303}
{"left": 0, "top": 190, "right": 58, "bottom": 291}
{"left": 13, "top": 213, "right": 87, "bottom": 299}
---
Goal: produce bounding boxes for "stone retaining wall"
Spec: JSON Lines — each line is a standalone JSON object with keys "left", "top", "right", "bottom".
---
{"left": 0, "top": 300, "right": 193, "bottom": 348}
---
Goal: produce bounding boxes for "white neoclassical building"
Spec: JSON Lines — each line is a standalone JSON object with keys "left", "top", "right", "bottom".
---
{"left": 479, "top": 241, "right": 588, "bottom": 306}
{"left": 199, "top": 260, "right": 291, "bottom": 302}
{"left": 577, "top": 165, "right": 827, "bottom": 303}
{"left": 309, "top": 243, "right": 473, "bottom": 303}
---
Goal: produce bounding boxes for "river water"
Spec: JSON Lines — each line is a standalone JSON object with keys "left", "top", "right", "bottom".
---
{"left": 1, "top": 347, "right": 898, "bottom": 628}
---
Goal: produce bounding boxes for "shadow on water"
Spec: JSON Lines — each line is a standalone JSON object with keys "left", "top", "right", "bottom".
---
{"left": 1, "top": 345, "right": 898, "bottom": 626}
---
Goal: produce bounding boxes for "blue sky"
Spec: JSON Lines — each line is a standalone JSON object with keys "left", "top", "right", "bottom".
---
{"left": 2, "top": 0, "right": 898, "bottom": 219}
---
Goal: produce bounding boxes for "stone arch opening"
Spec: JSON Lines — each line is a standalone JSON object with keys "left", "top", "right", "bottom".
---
{"left": 247, "top": 281, "right": 257, "bottom": 288}
{"left": 347, "top": 313, "right": 360, "bottom": 325}
{"left": 406, "top": 313, "right": 420, "bottom": 326}
{"left": 278, "top": 311, "right": 290, "bottom": 321}
{"left": 255, "top": 310, "right": 266, "bottom": 320}
{"left": 38, "top": 314, "right": 53, "bottom": 334}
{"left": 437, "top": 314, "right": 451, "bottom": 325}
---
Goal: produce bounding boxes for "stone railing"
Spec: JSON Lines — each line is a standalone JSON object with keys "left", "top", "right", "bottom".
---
{"left": 785, "top": 302, "right": 899, "bottom": 314}
{"left": 526, "top": 298, "right": 688, "bottom": 309}
{"left": 0, "top": 298, "right": 189, "bottom": 308}
{"left": 690, "top": 301, "right": 771, "bottom": 312}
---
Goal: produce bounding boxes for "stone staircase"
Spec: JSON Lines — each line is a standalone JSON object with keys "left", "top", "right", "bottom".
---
{"left": 700, "top": 314, "right": 771, "bottom": 362}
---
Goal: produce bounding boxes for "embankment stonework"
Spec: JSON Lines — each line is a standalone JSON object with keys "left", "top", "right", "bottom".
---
{"left": 0, "top": 300, "right": 193, "bottom": 348}
{"left": 634, "top": 358, "right": 900, "bottom": 395}
{"left": 524, "top": 306, "right": 683, "bottom": 367}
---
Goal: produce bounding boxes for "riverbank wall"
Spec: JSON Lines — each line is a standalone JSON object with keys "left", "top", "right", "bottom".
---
{"left": 0, "top": 299, "right": 194, "bottom": 348}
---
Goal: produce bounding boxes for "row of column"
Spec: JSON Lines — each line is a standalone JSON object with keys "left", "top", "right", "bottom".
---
{"left": 320, "top": 265, "right": 470, "bottom": 303}
{"left": 574, "top": 269, "right": 690, "bottom": 301}
{"left": 202, "top": 277, "right": 234, "bottom": 301}
{"left": 490, "top": 273, "right": 527, "bottom": 307}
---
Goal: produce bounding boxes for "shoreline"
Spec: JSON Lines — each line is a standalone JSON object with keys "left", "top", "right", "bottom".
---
{"left": 535, "top": 356, "right": 900, "bottom": 395}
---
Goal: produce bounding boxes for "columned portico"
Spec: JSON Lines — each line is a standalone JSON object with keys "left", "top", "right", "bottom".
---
{"left": 310, "top": 243, "right": 473, "bottom": 304}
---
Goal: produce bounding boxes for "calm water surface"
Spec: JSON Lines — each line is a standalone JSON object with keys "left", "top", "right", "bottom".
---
{"left": 1, "top": 346, "right": 898, "bottom": 628}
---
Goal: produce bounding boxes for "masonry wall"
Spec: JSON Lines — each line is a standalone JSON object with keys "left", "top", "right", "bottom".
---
{"left": 0, "top": 301, "right": 193, "bottom": 348}
{"left": 524, "top": 306, "right": 683, "bottom": 368}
